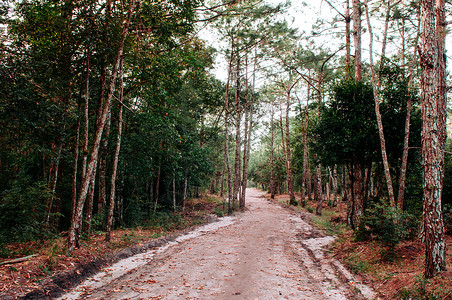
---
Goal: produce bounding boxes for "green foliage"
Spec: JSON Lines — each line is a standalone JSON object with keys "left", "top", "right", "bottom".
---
{"left": 0, "top": 181, "right": 55, "bottom": 243}
{"left": 356, "top": 200, "right": 419, "bottom": 255}
{"left": 396, "top": 275, "right": 451, "bottom": 300}
{"left": 145, "top": 212, "right": 186, "bottom": 231}
{"left": 346, "top": 253, "right": 372, "bottom": 274}
{"left": 312, "top": 79, "right": 379, "bottom": 167}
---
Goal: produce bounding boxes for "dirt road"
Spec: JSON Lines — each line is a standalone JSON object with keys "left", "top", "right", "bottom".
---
{"left": 59, "top": 189, "right": 375, "bottom": 300}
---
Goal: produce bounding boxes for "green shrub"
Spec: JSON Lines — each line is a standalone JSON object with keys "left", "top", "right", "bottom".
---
{"left": 0, "top": 181, "right": 55, "bottom": 243}
{"left": 356, "top": 201, "right": 419, "bottom": 252}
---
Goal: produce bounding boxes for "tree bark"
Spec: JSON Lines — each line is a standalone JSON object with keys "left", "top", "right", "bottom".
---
{"left": 182, "top": 176, "right": 188, "bottom": 212}
{"left": 301, "top": 84, "right": 310, "bottom": 207}
{"left": 332, "top": 166, "right": 338, "bottom": 207}
{"left": 345, "top": 0, "right": 351, "bottom": 78}
{"left": 98, "top": 109, "right": 111, "bottom": 217}
{"left": 315, "top": 165, "right": 322, "bottom": 215}
{"left": 71, "top": 100, "right": 81, "bottom": 226}
{"left": 285, "top": 86, "right": 295, "bottom": 205}
{"left": 225, "top": 39, "right": 234, "bottom": 215}
{"left": 420, "top": 0, "right": 446, "bottom": 277}
{"left": 353, "top": 0, "right": 362, "bottom": 81}
{"left": 83, "top": 165, "right": 97, "bottom": 240}
{"left": 270, "top": 103, "right": 276, "bottom": 199}
{"left": 153, "top": 163, "right": 161, "bottom": 212}
{"left": 233, "top": 56, "right": 242, "bottom": 208}
{"left": 106, "top": 59, "right": 124, "bottom": 242}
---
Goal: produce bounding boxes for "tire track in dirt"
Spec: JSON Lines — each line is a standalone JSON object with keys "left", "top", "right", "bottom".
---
{"left": 58, "top": 189, "right": 375, "bottom": 300}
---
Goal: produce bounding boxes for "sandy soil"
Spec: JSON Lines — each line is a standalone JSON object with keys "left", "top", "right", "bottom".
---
{"left": 58, "top": 189, "right": 375, "bottom": 300}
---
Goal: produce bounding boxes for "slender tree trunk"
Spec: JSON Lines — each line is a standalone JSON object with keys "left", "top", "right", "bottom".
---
{"left": 239, "top": 56, "right": 248, "bottom": 209}
{"left": 352, "top": 161, "right": 364, "bottom": 230}
{"left": 105, "top": 59, "right": 124, "bottom": 242}
{"left": 153, "top": 163, "right": 161, "bottom": 212}
{"left": 326, "top": 173, "right": 330, "bottom": 205}
{"left": 98, "top": 110, "right": 111, "bottom": 216}
{"left": 301, "top": 84, "right": 310, "bottom": 207}
{"left": 233, "top": 56, "right": 241, "bottom": 208}
{"left": 307, "top": 160, "right": 312, "bottom": 201}
{"left": 46, "top": 142, "right": 63, "bottom": 228}
{"left": 71, "top": 101, "right": 81, "bottom": 224}
{"left": 345, "top": 0, "right": 351, "bottom": 78}
{"left": 240, "top": 50, "right": 256, "bottom": 209}
{"left": 83, "top": 165, "right": 97, "bottom": 240}
{"left": 420, "top": 0, "right": 446, "bottom": 278}
{"left": 173, "top": 174, "right": 176, "bottom": 212}
{"left": 270, "top": 103, "right": 275, "bottom": 199}
{"left": 285, "top": 88, "right": 295, "bottom": 205}
{"left": 397, "top": 35, "right": 419, "bottom": 209}
{"left": 315, "top": 165, "right": 322, "bottom": 215}
{"left": 182, "top": 176, "right": 188, "bottom": 212}
{"left": 225, "top": 40, "right": 234, "bottom": 215}
{"left": 364, "top": 0, "right": 395, "bottom": 207}
{"left": 220, "top": 165, "right": 225, "bottom": 198}
{"left": 332, "top": 166, "right": 338, "bottom": 207}
{"left": 353, "top": 0, "right": 362, "bottom": 81}
{"left": 68, "top": 0, "right": 135, "bottom": 253}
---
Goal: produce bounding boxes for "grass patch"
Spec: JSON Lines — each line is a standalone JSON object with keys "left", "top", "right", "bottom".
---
{"left": 311, "top": 209, "right": 346, "bottom": 236}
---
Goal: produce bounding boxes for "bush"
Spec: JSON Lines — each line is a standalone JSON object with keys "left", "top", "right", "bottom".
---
{"left": 356, "top": 201, "right": 419, "bottom": 252}
{"left": 0, "top": 181, "right": 55, "bottom": 243}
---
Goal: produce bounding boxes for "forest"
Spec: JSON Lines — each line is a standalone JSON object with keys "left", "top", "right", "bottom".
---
{"left": 0, "top": 0, "right": 451, "bottom": 297}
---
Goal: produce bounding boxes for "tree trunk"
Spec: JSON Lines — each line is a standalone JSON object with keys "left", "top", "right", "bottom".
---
{"left": 225, "top": 39, "right": 234, "bottom": 215}
{"left": 436, "top": 0, "right": 447, "bottom": 201}
{"left": 332, "top": 166, "right": 338, "bottom": 206}
{"left": 270, "top": 103, "right": 276, "bottom": 199}
{"left": 233, "top": 56, "right": 241, "bottom": 209}
{"left": 71, "top": 101, "right": 81, "bottom": 225}
{"left": 106, "top": 59, "right": 124, "bottom": 242}
{"left": 363, "top": 0, "right": 395, "bottom": 207}
{"left": 301, "top": 84, "right": 310, "bottom": 207}
{"left": 98, "top": 109, "right": 111, "bottom": 217}
{"left": 153, "top": 163, "right": 161, "bottom": 212}
{"left": 68, "top": 0, "right": 135, "bottom": 253}
{"left": 345, "top": 0, "right": 351, "bottom": 78}
{"left": 353, "top": 0, "right": 362, "bottom": 81}
{"left": 315, "top": 165, "right": 322, "bottom": 215}
{"left": 285, "top": 83, "right": 295, "bottom": 205}
{"left": 182, "top": 176, "right": 188, "bottom": 212}
{"left": 46, "top": 141, "right": 63, "bottom": 228}
{"left": 173, "top": 174, "right": 176, "bottom": 212}
{"left": 83, "top": 166, "right": 97, "bottom": 240}
{"left": 352, "top": 161, "right": 364, "bottom": 230}
{"left": 397, "top": 26, "right": 420, "bottom": 210}
{"left": 420, "top": 0, "right": 446, "bottom": 278}
{"left": 307, "top": 160, "right": 312, "bottom": 201}
{"left": 240, "top": 50, "right": 256, "bottom": 209}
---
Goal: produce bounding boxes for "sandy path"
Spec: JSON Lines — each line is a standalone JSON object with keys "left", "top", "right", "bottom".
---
{"left": 59, "top": 189, "right": 375, "bottom": 300}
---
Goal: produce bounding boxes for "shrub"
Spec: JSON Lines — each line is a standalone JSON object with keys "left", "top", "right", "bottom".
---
{"left": 0, "top": 181, "right": 55, "bottom": 243}
{"left": 356, "top": 201, "right": 419, "bottom": 252}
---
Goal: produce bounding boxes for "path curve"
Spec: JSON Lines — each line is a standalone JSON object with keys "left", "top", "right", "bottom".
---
{"left": 59, "top": 189, "right": 375, "bottom": 300}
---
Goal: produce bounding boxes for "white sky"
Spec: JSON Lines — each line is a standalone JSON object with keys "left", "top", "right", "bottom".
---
{"left": 199, "top": 0, "right": 452, "bottom": 84}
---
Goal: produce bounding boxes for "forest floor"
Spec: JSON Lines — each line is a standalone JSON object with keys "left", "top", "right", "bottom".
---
{"left": 270, "top": 193, "right": 452, "bottom": 300}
